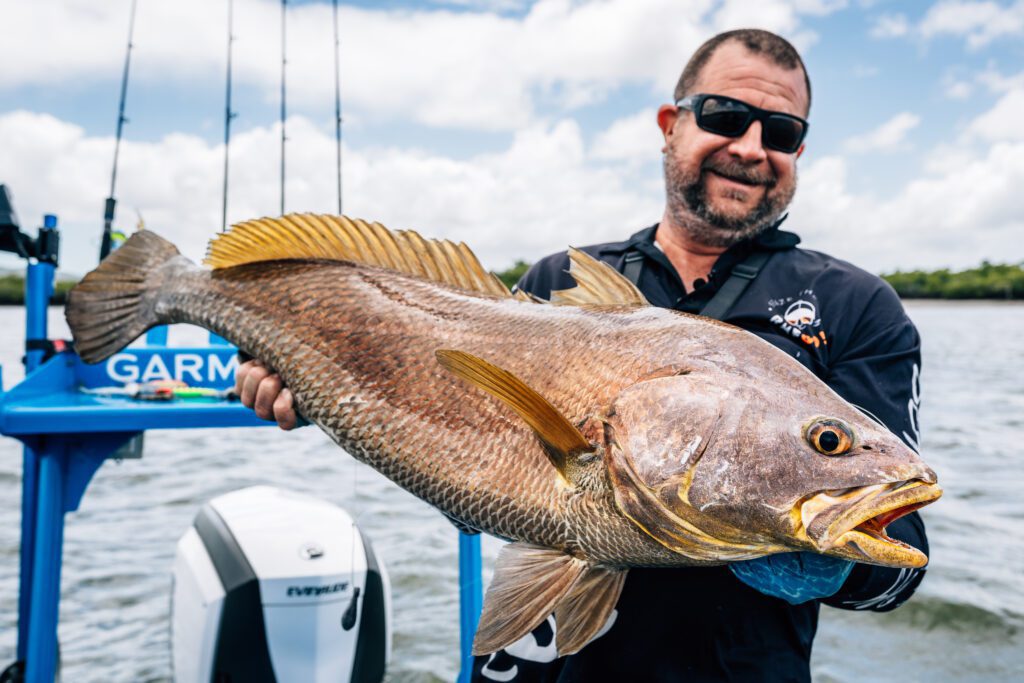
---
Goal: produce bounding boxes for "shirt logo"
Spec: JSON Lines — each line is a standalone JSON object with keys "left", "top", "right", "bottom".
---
{"left": 767, "top": 290, "right": 828, "bottom": 348}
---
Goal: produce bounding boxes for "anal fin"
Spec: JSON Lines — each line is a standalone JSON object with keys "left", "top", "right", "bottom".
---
{"left": 472, "top": 542, "right": 627, "bottom": 657}
{"left": 553, "top": 565, "right": 626, "bottom": 655}
{"left": 473, "top": 543, "right": 587, "bottom": 656}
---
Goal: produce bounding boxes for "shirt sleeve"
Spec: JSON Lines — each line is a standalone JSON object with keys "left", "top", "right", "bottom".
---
{"left": 820, "top": 282, "right": 929, "bottom": 612}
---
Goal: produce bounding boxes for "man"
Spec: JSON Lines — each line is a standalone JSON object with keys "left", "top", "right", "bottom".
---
{"left": 237, "top": 28, "right": 929, "bottom": 682}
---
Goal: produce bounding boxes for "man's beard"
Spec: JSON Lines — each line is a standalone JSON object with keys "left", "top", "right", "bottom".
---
{"left": 663, "top": 153, "right": 795, "bottom": 248}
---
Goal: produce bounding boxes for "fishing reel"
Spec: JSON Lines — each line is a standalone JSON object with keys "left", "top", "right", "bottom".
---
{"left": 0, "top": 184, "right": 59, "bottom": 265}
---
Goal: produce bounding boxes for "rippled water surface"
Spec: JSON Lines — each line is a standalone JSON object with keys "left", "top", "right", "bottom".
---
{"left": 0, "top": 301, "right": 1022, "bottom": 681}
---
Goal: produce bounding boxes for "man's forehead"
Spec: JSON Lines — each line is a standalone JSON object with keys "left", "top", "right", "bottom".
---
{"left": 691, "top": 42, "right": 809, "bottom": 117}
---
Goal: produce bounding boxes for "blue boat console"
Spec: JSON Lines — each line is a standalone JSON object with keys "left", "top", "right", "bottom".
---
{"left": 0, "top": 190, "right": 482, "bottom": 683}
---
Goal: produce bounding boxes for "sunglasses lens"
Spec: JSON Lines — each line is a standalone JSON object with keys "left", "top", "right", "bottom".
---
{"left": 698, "top": 97, "right": 752, "bottom": 137}
{"left": 765, "top": 116, "right": 805, "bottom": 153}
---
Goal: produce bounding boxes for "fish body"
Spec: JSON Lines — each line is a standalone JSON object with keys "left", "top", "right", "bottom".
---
{"left": 66, "top": 215, "right": 941, "bottom": 655}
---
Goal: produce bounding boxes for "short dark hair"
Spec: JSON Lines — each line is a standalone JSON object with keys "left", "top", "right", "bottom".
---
{"left": 674, "top": 29, "right": 811, "bottom": 114}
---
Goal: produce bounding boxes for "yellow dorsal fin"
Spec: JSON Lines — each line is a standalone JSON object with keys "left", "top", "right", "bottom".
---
{"left": 513, "top": 288, "right": 545, "bottom": 303}
{"left": 436, "top": 349, "right": 593, "bottom": 481}
{"left": 204, "top": 213, "right": 511, "bottom": 298}
{"left": 550, "top": 247, "right": 649, "bottom": 307}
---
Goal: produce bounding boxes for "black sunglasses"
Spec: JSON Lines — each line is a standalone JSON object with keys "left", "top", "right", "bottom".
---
{"left": 675, "top": 93, "right": 808, "bottom": 154}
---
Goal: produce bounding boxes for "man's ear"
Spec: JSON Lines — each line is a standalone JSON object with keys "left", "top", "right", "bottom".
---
{"left": 657, "top": 104, "right": 680, "bottom": 153}
{"left": 795, "top": 143, "right": 805, "bottom": 160}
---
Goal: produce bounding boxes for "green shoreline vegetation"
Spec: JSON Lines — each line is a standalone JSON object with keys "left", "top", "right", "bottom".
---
{"left": 492, "top": 260, "right": 1024, "bottom": 301}
{"left": 880, "top": 261, "right": 1024, "bottom": 300}
{"left": 0, "top": 274, "right": 76, "bottom": 305}
{"left": 0, "top": 261, "right": 1019, "bottom": 305}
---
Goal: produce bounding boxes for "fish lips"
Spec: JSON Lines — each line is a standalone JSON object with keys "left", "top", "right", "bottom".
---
{"left": 800, "top": 479, "right": 942, "bottom": 568}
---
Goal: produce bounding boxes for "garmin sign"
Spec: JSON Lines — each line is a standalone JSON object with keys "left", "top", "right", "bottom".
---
{"left": 72, "top": 347, "right": 241, "bottom": 389}
{"left": 106, "top": 352, "right": 237, "bottom": 384}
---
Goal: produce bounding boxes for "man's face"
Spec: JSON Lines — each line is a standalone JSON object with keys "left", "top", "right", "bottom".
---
{"left": 659, "top": 42, "right": 809, "bottom": 247}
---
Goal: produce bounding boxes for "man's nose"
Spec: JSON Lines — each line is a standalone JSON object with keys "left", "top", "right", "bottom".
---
{"left": 726, "top": 121, "right": 768, "bottom": 163}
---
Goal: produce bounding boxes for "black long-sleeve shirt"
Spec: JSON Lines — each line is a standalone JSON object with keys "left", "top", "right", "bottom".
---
{"left": 472, "top": 224, "right": 929, "bottom": 682}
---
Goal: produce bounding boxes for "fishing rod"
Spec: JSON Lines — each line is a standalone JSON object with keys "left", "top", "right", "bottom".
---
{"left": 101, "top": 0, "right": 138, "bottom": 261}
{"left": 329, "top": 0, "right": 360, "bottom": 624}
{"left": 221, "top": 0, "right": 237, "bottom": 232}
{"left": 333, "top": 0, "right": 343, "bottom": 215}
{"left": 280, "top": 0, "right": 288, "bottom": 215}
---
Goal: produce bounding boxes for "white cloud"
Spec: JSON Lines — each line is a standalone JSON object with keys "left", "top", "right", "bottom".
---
{"left": 964, "top": 89, "right": 1024, "bottom": 142}
{"left": 869, "top": 13, "right": 910, "bottom": 38}
{"left": 792, "top": 138, "right": 1024, "bottom": 272}
{"left": 4, "top": 97, "right": 1020, "bottom": 286}
{"left": 977, "top": 66, "right": 1024, "bottom": 93}
{"left": 944, "top": 79, "right": 974, "bottom": 99}
{"left": 869, "top": 2, "right": 1024, "bottom": 47}
{"left": 433, "top": 0, "right": 531, "bottom": 12}
{"left": 919, "top": 0, "right": 1024, "bottom": 48}
{"left": 0, "top": 110, "right": 662, "bottom": 277}
{"left": 842, "top": 112, "right": 921, "bottom": 152}
{"left": 590, "top": 109, "right": 663, "bottom": 164}
{"left": 791, "top": 89, "right": 1024, "bottom": 271}
{"left": 0, "top": 0, "right": 841, "bottom": 132}
{"left": 1, "top": 1, "right": 1018, "bottom": 281}
{"left": 942, "top": 65, "right": 1024, "bottom": 100}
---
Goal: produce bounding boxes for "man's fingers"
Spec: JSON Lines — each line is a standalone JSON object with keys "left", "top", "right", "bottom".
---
{"left": 253, "top": 374, "right": 284, "bottom": 421}
{"left": 239, "top": 362, "right": 270, "bottom": 409}
{"left": 237, "top": 359, "right": 295, "bottom": 430}
{"left": 274, "top": 388, "right": 298, "bottom": 431}
{"left": 235, "top": 359, "right": 256, "bottom": 395}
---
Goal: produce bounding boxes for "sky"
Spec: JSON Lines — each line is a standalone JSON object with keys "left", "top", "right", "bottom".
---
{"left": 1, "top": 0, "right": 1022, "bottom": 277}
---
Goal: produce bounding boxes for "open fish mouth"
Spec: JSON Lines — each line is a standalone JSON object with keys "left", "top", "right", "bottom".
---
{"left": 802, "top": 480, "right": 942, "bottom": 568}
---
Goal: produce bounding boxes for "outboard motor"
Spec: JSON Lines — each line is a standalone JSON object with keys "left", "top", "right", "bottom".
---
{"left": 171, "top": 486, "right": 390, "bottom": 682}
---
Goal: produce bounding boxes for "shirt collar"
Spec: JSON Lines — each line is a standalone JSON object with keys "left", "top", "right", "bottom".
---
{"left": 606, "top": 216, "right": 800, "bottom": 293}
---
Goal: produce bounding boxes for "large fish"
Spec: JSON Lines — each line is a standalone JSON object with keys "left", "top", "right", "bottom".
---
{"left": 65, "top": 214, "right": 941, "bottom": 655}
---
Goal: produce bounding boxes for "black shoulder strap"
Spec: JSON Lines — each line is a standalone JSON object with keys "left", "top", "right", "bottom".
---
{"left": 622, "top": 249, "right": 645, "bottom": 286}
{"left": 699, "top": 249, "right": 773, "bottom": 321}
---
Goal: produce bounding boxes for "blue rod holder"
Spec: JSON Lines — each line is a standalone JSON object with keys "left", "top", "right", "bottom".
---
{"left": 16, "top": 447, "right": 39, "bottom": 663}
{"left": 458, "top": 532, "right": 483, "bottom": 682}
{"left": 17, "top": 220, "right": 56, "bottom": 667}
{"left": 24, "top": 262, "right": 55, "bottom": 373}
{"left": 24, "top": 450, "right": 66, "bottom": 683}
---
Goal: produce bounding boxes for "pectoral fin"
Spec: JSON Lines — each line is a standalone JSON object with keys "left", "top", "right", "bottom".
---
{"left": 436, "top": 350, "right": 593, "bottom": 480}
{"left": 472, "top": 543, "right": 626, "bottom": 657}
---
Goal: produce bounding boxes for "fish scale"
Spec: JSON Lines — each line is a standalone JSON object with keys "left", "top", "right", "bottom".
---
{"left": 154, "top": 259, "right": 675, "bottom": 563}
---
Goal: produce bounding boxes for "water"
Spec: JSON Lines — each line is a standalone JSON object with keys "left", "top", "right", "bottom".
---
{"left": 0, "top": 301, "right": 1022, "bottom": 681}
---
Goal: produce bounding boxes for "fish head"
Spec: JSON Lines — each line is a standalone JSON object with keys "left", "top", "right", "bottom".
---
{"left": 604, "top": 362, "right": 941, "bottom": 569}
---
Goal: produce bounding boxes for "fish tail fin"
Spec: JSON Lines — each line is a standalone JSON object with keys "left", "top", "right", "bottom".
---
{"left": 65, "top": 231, "right": 182, "bottom": 363}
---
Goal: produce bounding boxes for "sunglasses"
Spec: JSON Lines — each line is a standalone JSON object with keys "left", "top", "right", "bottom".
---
{"left": 675, "top": 93, "right": 808, "bottom": 154}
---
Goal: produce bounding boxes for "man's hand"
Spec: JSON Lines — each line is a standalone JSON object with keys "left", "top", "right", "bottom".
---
{"left": 729, "top": 552, "right": 855, "bottom": 605}
{"left": 236, "top": 359, "right": 299, "bottom": 430}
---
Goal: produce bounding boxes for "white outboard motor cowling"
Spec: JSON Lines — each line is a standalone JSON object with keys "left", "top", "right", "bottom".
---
{"left": 171, "top": 486, "right": 391, "bottom": 682}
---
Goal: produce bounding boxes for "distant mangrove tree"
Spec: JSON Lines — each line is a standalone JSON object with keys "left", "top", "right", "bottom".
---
{"left": 881, "top": 261, "right": 1024, "bottom": 300}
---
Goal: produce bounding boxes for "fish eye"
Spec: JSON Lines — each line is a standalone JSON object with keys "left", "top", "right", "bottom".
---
{"left": 806, "top": 419, "right": 854, "bottom": 456}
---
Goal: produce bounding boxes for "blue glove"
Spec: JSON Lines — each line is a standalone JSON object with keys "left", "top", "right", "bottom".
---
{"left": 729, "top": 552, "right": 854, "bottom": 605}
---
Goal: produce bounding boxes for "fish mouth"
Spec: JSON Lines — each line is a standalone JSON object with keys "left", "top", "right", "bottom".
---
{"left": 802, "top": 480, "right": 942, "bottom": 568}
